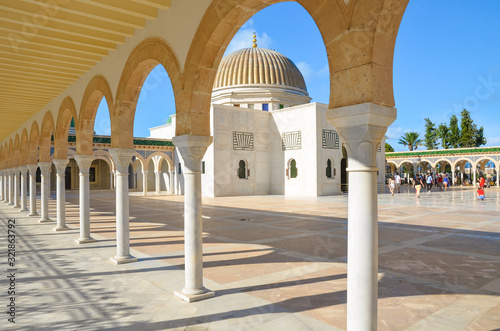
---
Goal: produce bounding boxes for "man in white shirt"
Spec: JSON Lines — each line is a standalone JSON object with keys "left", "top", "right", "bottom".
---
{"left": 395, "top": 172, "right": 401, "bottom": 193}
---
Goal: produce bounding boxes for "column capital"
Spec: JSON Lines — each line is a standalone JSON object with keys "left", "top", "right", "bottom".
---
{"left": 18, "top": 166, "right": 28, "bottom": 175}
{"left": 52, "top": 159, "right": 69, "bottom": 175}
{"left": 327, "top": 102, "right": 396, "bottom": 170}
{"left": 27, "top": 164, "right": 38, "bottom": 174}
{"left": 109, "top": 148, "right": 135, "bottom": 174}
{"left": 38, "top": 162, "right": 51, "bottom": 173}
{"left": 172, "top": 135, "right": 213, "bottom": 173}
{"left": 74, "top": 155, "right": 94, "bottom": 174}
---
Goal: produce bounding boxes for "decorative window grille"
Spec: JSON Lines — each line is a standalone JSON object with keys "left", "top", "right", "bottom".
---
{"left": 322, "top": 129, "right": 339, "bottom": 149}
{"left": 233, "top": 131, "right": 254, "bottom": 151}
{"left": 282, "top": 131, "right": 302, "bottom": 150}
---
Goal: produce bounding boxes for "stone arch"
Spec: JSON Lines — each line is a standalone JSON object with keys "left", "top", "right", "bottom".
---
{"left": 133, "top": 153, "right": 146, "bottom": 172}
{"left": 13, "top": 134, "right": 20, "bottom": 168}
{"left": 54, "top": 97, "right": 78, "bottom": 159}
{"left": 113, "top": 38, "right": 182, "bottom": 149}
{"left": 180, "top": 0, "right": 408, "bottom": 136}
{"left": 78, "top": 75, "right": 114, "bottom": 155}
{"left": 93, "top": 149, "right": 116, "bottom": 171}
{"left": 7, "top": 139, "right": 13, "bottom": 169}
{"left": 452, "top": 157, "right": 474, "bottom": 169}
{"left": 145, "top": 151, "right": 174, "bottom": 171}
{"left": 28, "top": 121, "right": 40, "bottom": 164}
{"left": 39, "top": 111, "right": 56, "bottom": 163}
{"left": 19, "top": 129, "right": 29, "bottom": 166}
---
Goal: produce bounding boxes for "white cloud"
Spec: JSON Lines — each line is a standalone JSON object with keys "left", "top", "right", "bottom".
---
{"left": 487, "top": 136, "right": 500, "bottom": 145}
{"left": 296, "top": 61, "right": 313, "bottom": 81}
{"left": 225, "top": 27, "right": 272, "bottom": 55}
{"left": 317, "top": 64, "right": 330, "bottom": 76}
{"left": 385, "top": 125, "right": 404, "bottom": 140}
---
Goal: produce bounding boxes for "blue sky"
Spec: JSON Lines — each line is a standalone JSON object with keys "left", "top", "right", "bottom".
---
{"left": 94, "top": 1, "right": 500, "bottom": 151}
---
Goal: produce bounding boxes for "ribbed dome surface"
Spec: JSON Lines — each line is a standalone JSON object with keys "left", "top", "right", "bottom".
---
{"left": 213, "top": 47, "right": 307, "bottom": 93}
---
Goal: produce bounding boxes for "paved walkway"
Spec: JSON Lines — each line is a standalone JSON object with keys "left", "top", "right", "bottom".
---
{"left": 0, "top": 185, "right": 499, "bottom": 330}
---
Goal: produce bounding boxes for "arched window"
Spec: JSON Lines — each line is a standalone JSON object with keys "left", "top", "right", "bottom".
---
{"left": 326, "top": 159, "right": 334, "bottom": 179}
{"left": 287, "top": 159, "right": 298, "bottom": 179}
{"left": 238, "top": 160, "right": 248, "bottom": 179}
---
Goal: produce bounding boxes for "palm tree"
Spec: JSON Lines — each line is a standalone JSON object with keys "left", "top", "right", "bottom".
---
{"left": 398, "top": 132, "right": 423, "bottom": 151}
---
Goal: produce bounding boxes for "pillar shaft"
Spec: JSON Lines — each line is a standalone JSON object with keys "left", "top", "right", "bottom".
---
{"left": 53, "top": 159, "right": 70, "bottom": 231}
{"left": 142, "top": 170, "right": 148, "bottom": 195}
{"left": 172, "top": 135, "right": 214, "bottom": 303}
{"left": 74, "top": 155, "right": 95, "bottom": 243}
{"left": 38, "top": 162, "right": 52, "bottom": 222}
{"left": 19, "top": 167, "right": 28, "bottom": 212}
{"left": 155, "top": 171, "right": 160, "bottom": 193}
{"left": 13, "top": 170, "right": 20, "bottom": 208}
{"left": 327, "top": 102, "right": 396, "bottom": 331}
{"left": 8, "top": 171, "right": 13, "bottom": 205}
{"left": 27, "top": 164, "right": 38, "bottom": 216}
{"left": 109, "top": 149, "right": 136, "bottom": 264}
{"left": 169, "top": 170, "right": 175, "bottom": 194}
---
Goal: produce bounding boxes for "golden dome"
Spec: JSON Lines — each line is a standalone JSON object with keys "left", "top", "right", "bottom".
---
{"left": 213, "top": 47, "right": 308, "bottom": 94}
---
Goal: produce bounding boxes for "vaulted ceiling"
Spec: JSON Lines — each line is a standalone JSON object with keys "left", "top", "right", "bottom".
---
{"left": 0, "top": 0, "right": 170, "bottom": 141}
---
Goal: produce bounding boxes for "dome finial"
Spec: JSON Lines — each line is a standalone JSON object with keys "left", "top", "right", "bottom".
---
{"left": 252, "top": 32, "right": 257, "bottom": 48}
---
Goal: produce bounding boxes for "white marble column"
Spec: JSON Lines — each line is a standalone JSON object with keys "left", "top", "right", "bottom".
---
{"left": 27, "top": 164, "right": 38, "bottom": 216}
{"left": 8, "top": 170, "right": 14, "bottom": 205}
{"left": 109, "top": 171, "right": 114, "bottom": 190}
{"left": 108, "top": 149, "right": 137, "bottom": 264}
{"left": 451, "top": 169, "right": 455, "bottom": 186}
{"left": 169, "top": 170, "right": 175, "bottom": 194}
{"left": 74, "top": 155, "right": 96, "bottom": 244}
{"left": 154, "top": 170, "right": 160, "bottom": 193}
{"left": 172, "top": 135, "right": 214, "bottom": 303}
{"left": 0, "top": 171, "right": 3, "bottom": 201}
{"left": 53, "top": 159, "right": 70, "bottom": 231}
{"left": 497, "top": 164, "right": 500, "bottom": 187}
{"left": 12, "top": 170, "right": 20, "bottom": 208}
{"left": 473, "top": 164, "right": 477, "bottom": 186}
{"left": 19, "top": 166, "right": 28, "bottom": 212}
{"left": 142, "top": 170, "right": 148, "bottom": 195}
{"left": 327, "top": 103, "right": 396, "bottom": 331}
{"left": 38, "top": 162, "right": 52, "bottom": 222}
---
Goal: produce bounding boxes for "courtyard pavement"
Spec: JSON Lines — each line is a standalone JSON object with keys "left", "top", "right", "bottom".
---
{"left": 0, "top": 185, "right": 499, "bottom": 330}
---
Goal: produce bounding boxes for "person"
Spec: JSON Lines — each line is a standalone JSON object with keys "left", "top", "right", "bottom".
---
{"left": 443, "top": 174, "right": 450, "bottom": 191}
{"left": 437, "top": 174, "right": 443, "bottom": 191}
{"left": 394, "top": 172, "right": 401, "bottom": 193}
{"left": 479, "top": 175, "right": 485, "bottom": 189}
{"left": 413, "top": 173, "right": 423, "bottom": 198}
{"left": 477, "top": 187, "right": 485, "bottom": 200}
{"left": 426, "top": 173, "right": 434, "bottom": 192}
{"left": 388, "top": 175, "right": 396, "bottom": 196}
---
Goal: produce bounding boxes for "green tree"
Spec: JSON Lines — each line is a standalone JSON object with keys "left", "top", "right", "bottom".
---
{"left": 385, "top": 143, "right": 394, "bottom": 152}
{"left": 424, "top": 118, "right": 438, "bottom": 150}
{"left": 458, "top": 109, "right": 487, "bottom": 147}
{"left": 448, "top": 115, "right": 460, "bottom": 148}
{"left": 398, "top": 132, "right": 423, "bottom": 151}
{"left": 459, "top": 109, "right": 475, "bottom": 147}
{"left": 437, "top": 123, "right": 450, "bottom": 149}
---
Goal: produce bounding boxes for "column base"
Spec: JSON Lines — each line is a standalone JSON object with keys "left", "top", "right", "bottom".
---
{"left": 19, "top": 208, "right": 28, "bottom": 212}
{"left": 109, "top": 255, "right": 138, "bottom": 265}
{"left": 13, "top": 204, "right": 20, "bottom": 208}
{"left": 53, "top": 226, "right": 70, "bottom": 231}
{"left": 7, "top": 202, "right": 14, "bottom": 205}
{"left": 174, "top": 289, "right": 215, "bottom": 303}
{"left": 28, "top": 212, "right": 39, "bottom": 217}
{"left": 75, "top": 237, "right": 96, "bottom": 244}
{"left": 38, "top": 218, "right": 52, "bottom": 223}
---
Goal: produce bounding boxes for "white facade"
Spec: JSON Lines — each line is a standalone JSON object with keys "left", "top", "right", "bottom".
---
{"left": 149, "top": 46, "right": 386, "bottom": 197}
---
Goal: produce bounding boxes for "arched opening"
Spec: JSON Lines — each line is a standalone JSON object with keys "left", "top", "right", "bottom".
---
{"left": 238, "top": 160, "right": 248, "bottom": 179}
{"left": 326, "top": 158, "right": 334, "bottom": 179}
{"left": 341, "top": 146, "right": 348, "bottom": 193}
{"left": 287, "top": 159, "right": 297, "bottom": 179}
